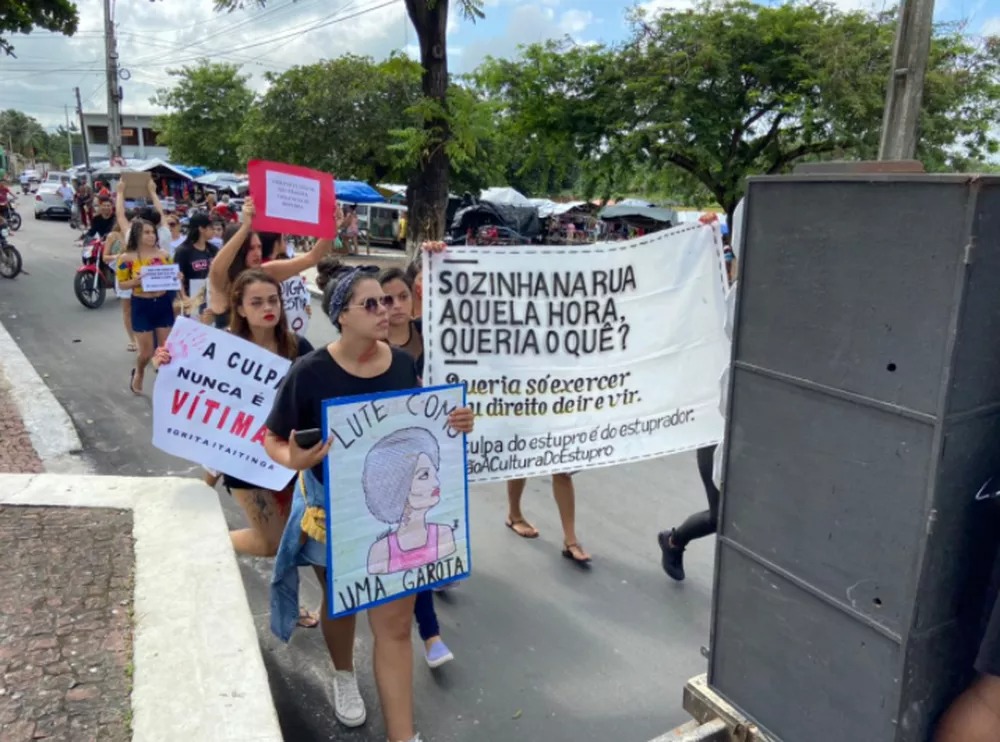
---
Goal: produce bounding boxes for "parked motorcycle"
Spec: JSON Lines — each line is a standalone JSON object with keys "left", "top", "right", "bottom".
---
{"left": 74, "top": 237, "right": 114, "bottom": 308}
{"left": 0, "top": 225, "right": 23, "bottom": 279}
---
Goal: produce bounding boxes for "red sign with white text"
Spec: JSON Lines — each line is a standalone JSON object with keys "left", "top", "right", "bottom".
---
{"left": 247, "top": 159, "right": 337, "bottom": 239}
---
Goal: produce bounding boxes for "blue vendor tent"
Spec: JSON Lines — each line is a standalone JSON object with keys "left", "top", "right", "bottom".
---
{"left": 335, "top": 180, "right": 385, "bottom": 204}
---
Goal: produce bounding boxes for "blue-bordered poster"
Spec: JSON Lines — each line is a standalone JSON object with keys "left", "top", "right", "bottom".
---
{"left": 322, "top": 383, "right": 470, "bottom": 617}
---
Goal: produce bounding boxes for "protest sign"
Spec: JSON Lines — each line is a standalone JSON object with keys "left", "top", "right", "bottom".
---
{"left": 152, "top": 317, "right": 295, "bottom": 490}
{"left": 322, "top": 384, "right": 469, "bottom": 617}
{"left": 140, "top": 263, "right": 181, "bottom": 292}
{"left": 187, "top": 278, "right": 210, "bottom": 318}
{"left": 247, "top": 160, "right": 337, "bottom": 239}
{"left": 423, "top": 225, "right": 730, "bottom": 482}
{"left": 281, "top": 276, "right": 310, "bottom": 334}
{"left": 121, "top": 171, "right": 152, "bottom": 199}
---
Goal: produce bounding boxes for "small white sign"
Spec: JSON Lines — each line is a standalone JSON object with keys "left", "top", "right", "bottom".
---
{"left": 281, "top": 276, "right": 310, "bottom": 335}
{"left": 265, "top": 170, "right": 320, "bottom": 224}
{"left": 140, "top": 263, "right": 181, "bottom": 292}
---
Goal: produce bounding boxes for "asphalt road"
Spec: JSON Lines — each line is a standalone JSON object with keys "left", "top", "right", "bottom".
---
{"left": 1, "top": 217, "right": 716, "bottom": 742}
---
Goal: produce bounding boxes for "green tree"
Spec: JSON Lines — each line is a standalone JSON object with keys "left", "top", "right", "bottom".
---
{"left": 612, "top": 1, "right": 1000, "bottom": 220}
{"left": 216, "top": 0, "right": 486, "bottom": 251}
{"left": 1, "top": 1, "right": 78, "bottom": 56}
{"left": 0, "top": 110, "right": 47, "bottom": 159}
{"left": 240, "top": 54, "right": 422, "bottom": 182}
{"left": 151, "top": 61, "right": 255, "bottom": 171}
{"left": 471, "top": 40, "right": 612, "bottom": 198}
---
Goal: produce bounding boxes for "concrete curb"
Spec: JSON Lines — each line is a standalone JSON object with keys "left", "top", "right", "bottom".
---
{"left": 0, "top": 474, "right": 283, "bottom": 742}
{"left": 0, "top": 320, "right": 87, "bottom": 473}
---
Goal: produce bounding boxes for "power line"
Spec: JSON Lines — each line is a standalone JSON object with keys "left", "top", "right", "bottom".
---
{"left": 129, "top": 0, "right": 310, "bottom": 65}
{"left": 138, "top": 0, "right": 399, "bottom": 69}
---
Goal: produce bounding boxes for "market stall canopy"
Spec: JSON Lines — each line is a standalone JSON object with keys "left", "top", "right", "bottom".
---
{"left": 130, "top": 158, "right": 193, "bottom": 180}
{"left": 336, "top": 180, "right": 385, "bottom": 204}
{"left": 529, "top": 198, "right": 591, "bottom": 218}
{"left": 376, "top": 183, "right": 407, "bottom": 203}
{"left": 450, "top": 201, "right": 543, "bottom": 240}
{"left": 194, "top": 172, "right": 248, "bottom": 195}
{"left": 599, "top": 204, "right": 678, "bottom": 225}
{"left": 480, "top": 186, "right": 532, "bottom": 207}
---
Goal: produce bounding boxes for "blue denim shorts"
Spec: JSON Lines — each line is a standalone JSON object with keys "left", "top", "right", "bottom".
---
{"left": 301, "top": 535, "right": 327, "bottom": 568}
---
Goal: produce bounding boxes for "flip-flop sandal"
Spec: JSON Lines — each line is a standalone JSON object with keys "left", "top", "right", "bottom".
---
{"left": 127, "top": 341, "right": 137, "bottom": 352}
{"left": 129, "top": 368, "right": 142, "bottom": 395}
{"left": 562, "top": 543, "right": 592, "bottom": 565}
{"left": 505, "top": 518, "right": 539, "bottom": 539}
{"left": 297, "top": 608, "right": 319, "bottom": 629}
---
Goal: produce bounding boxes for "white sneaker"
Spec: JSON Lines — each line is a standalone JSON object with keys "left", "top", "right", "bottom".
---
{"left": 332, "top": 670, "right": 366, "bottom": 727}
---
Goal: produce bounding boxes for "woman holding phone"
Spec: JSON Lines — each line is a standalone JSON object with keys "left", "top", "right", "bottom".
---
{"left": 265, "top": 266, "right": 475, "bottom": 742}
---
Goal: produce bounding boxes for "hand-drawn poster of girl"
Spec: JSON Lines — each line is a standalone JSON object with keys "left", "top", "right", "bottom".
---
{"left": 365, "top": 427, "right": 457, "bottom": 575}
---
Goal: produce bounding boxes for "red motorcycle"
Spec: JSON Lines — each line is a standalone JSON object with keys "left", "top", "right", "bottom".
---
{"left": 74, "top": 237, "right": 115, "bottom": 309}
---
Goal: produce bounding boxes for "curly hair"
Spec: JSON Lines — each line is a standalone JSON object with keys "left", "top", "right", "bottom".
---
{"left": 363, "top": 427, "right": 441, "bottom": 524}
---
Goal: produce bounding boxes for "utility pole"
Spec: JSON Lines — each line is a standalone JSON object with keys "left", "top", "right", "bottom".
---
{"left": 103, "top": 0, "right": 123, "bottom": 163}
{"left": 878, "top": 0, "right": 935, "bottom": 160}
{"left": 64, "top": 105, "right": 74, "bottom": 167}
{"left": 74, "top": 87, "right": 92, "bottom": 174}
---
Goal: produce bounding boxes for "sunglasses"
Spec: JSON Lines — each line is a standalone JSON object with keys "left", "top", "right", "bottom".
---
{"left": 167, "top": 221, "right": 179, "bottom": 227}
{"left": 348, "top": 296, "right": 394, "bottom": 313}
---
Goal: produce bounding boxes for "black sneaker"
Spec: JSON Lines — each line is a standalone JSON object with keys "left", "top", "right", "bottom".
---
{"left": 657, "top": 530, "right": 685, "bottom": 581}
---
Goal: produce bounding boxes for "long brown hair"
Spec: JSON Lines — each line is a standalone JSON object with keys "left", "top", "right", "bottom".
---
{"left": 225, "top": 224, "right": 258, "bottom": 283}
{"left": 227, "top": 270, "right": 298, "bottom": 360}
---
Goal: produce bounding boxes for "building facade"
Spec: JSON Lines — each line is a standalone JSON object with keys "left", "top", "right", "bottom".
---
{"left": 81, "top": 112, "right": 169, "bottom": 162}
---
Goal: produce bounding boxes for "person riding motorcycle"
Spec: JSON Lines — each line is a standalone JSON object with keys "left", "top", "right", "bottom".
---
{"left": 83, "top": 197, "right": 116, "bottom": 241}
{"left": 0, "top": 180, "right": 14, "bottom": 222}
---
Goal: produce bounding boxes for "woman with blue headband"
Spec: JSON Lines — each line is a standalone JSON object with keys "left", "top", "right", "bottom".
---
{"left": 264, "top": 261, "right": 475, "bottom": 742}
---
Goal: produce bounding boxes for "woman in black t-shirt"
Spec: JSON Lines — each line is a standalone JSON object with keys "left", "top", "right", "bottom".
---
{"left": 264, "top": 267, "right": 474, "bottom": 742}
{"left": 153, "top": 271, "right": 316, "bottom": 583}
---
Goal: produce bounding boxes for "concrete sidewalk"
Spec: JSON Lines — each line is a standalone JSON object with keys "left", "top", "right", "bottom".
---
{"left": 0, "top": 312, "right": 282, "bottom": 742}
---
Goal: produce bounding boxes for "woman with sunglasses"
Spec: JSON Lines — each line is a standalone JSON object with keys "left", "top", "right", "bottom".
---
{"left": 116, "top": 217, "right": 174, "bottom": 395}
{"left": 265, "top": 265, "right": 475, "bottom": 742}
{"left": 166, "top": 215, "right": 185, "bottom": 253}
{"left": 207, "top": 198, "right": 332, "bottom": 328}
{"left": 377, "top": 266, "right": 454, "bottom": 669}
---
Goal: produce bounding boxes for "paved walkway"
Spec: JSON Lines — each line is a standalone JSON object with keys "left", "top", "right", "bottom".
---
{"left": 0, "top": 371, "right": 43, "bottom": 474}
{"left": 0, "top": 375, "right": 135, "bottom": 742}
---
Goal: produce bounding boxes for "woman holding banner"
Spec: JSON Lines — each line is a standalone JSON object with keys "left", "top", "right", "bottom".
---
{"left": 207, "top": 198, "right": 332, "bottom": 328}
{"left": 265, "top": 267, "right": 475, "bottom": 742}
{"left": 116, "top": 218, "right": 174, "bottom": 395}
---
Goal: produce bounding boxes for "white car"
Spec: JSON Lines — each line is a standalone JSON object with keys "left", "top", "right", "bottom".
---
{"left": 33, "top": 181, "right": 73, "bottom": 220}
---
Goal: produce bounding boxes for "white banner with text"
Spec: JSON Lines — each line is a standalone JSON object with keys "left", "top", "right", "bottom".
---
{"left": 151, "top": 317, "right": 295, "bottom": 490}
{"left": 423, "top": 225, "right": 730, "bottom": 482}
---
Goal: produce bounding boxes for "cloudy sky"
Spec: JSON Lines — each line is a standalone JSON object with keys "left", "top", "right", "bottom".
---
{"left": 1, "top": 0, "right": 995, "bottom": 130}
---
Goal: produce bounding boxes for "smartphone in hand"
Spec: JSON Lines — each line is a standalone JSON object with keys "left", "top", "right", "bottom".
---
{"left": 293, "top": 428, "right": 323, "bottom": 449}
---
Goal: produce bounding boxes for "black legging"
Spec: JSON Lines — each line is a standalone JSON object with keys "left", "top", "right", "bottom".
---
{"left": 673, "top": 445, "right": 720, "bottom": 548}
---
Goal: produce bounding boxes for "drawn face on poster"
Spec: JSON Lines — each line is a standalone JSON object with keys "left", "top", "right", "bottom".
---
{"left": 323, "top": 384, "right": 469, "bottom": 617}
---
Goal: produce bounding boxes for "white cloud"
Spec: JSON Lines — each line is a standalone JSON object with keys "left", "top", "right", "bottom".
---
{"left": 559, "top": 9, "right": 595, "bottom": 34}
{"left": 1, "top": 0, "right": 412, "bottom": 128}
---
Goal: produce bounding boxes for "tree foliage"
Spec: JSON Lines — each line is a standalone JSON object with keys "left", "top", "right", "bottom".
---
{"left": 151, "top": 61, "right": 255, "bottom": 171}
{"left": 240, "top": 54, "right": 422, "bottom": 182}
{"left": 1, "top": 0, "right": 78, "bottom": 56}
{"left": 473, "top": 1, "right": 1000, "bottom": 217}
{"left": 0, "top": 109, "right": 76, "bottom": 168}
